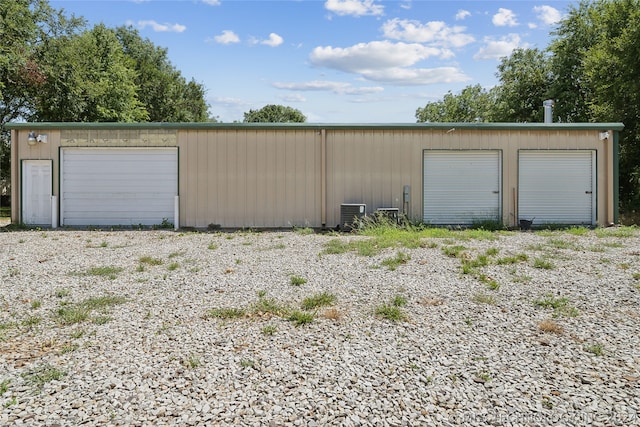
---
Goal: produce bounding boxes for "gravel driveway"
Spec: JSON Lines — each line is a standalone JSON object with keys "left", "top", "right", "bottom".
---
{"left": 1, "top": 227, "right": 639, "bottom": 426}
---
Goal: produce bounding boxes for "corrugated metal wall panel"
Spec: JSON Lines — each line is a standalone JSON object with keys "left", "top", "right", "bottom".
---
{"left": 423, "top": 150, "right": 501, "bottom": 225}
{"left": 178, "top": 129, "right": 321, "bottom": 228}
{"left": 518, "top": 150, "right": 595, "bottom": 225}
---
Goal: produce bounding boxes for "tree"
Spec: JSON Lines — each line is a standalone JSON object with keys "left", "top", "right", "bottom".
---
{"left": 243, "top": 104, "right": 306, "bottom": 123}
{"left": 550, "top": 0, "right": 640, "bottom": 208}
{"left": 34, "top": 24, "right": 148, "bottom": 122}
{"left": 416, "top": 85, "right": 497, "bottom": 123}
{"left": 115, "top": 26, "right": 208, "bottom": 122}
{"left": 493, "top": 48, "right": 553, "bottom": 123}
{"left": 1, "top": 0, "right": 84, "bottom": 126}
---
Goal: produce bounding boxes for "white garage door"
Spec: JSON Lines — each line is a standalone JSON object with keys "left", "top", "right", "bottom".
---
{"left": 519, "top": 150, "right": 596, "bottom": 225}
{"left": 423, "top": 150, "right": 501, "bottom": 225}
{"left": 61, "top": 148, "right": 178, "bottom": 226}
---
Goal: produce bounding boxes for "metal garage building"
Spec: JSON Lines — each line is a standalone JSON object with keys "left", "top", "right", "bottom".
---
{"left": 7, "top": 122, "right": 623, "bottom": 229}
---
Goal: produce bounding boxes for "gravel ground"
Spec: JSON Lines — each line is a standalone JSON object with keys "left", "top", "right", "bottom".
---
{"left": 0, "top": 227, "right": 639, "bottom": 426}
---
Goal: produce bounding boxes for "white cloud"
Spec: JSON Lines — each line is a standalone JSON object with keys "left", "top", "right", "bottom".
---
{"left": 133, "top": 20, "right": 186, "bottom": 33}
{"left": 361, "top": 67, "right": 469, "bottom": 85}
{"left": 261, "top": 33, "right": 284, "bottom": 47}
{"left": 311, "top": 41, "right": 447, "bottom": 73}
{"left": 474, "top": 34, "right": 524, "bottom": 60}
{"left": 279, "top": 93, "right": 307, "bottom": 103}
{"left": 211, "top": 30, "right": 240, "bottom": 44}
{"left": 309, "top": 41, "right": 469, "bottom": 85}
{"left": 492, "top": 8, "right": 518, "bottom": 27}
{"left": 201, "top": 0, "right": 221, "bottom": 5}
{"left": 455, "top": 9, "right": 471, "bottom": 21}
{"left": 533, "top": 5, "right": 562, "bottom": 25}
{"left": 324, "top": 0, "right": 384, "bottom": 17}
{"left": 381, "top": 18, "right": 474, "bottom": 48}
{"left": 272, "top": 80, "right": 384, "bottom": 95}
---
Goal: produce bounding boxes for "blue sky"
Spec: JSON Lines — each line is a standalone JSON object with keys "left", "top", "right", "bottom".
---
{"left": 49, "top": 0, "right": 573, "bottom": 123}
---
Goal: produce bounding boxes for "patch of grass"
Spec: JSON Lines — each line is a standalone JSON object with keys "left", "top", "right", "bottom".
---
{"left": 485, "top": 247, "right": 500, "bottom": 257}
{"left": 0, "top": 379, "right": 10, "bottom": 394}
{"left": 496, "top": 253, "right": 529, "bottom": 264}
{"left": 533, "top": 258, "right": 555, "bottom": 270}
{"left": 262, "top": 325, "right": 277, "bottom": 335}
{"left": 595, "top": 226, "right": 637, "bottom": 238}
{"left": 301, "top": 292, "right": 336, "bottom": 310}
{"left": 391, "top": 295, "right": 408, "bottom": 307}
{"left": 92, "top": 315, "right": 112, "bottom": 325}
{"left": 538, "top": 318, "right": 564, "bottom": 334}
{"left": 547, "top": 238, "right": 580, "bottom": 251}
{"left": 182, "top": 354, "right": 201, "bottom": 369}
{"left": 22, "top": 316, "right": 41, "bottom": 327}
{"left": 56, "top": 306, "right": 90, "bottom": 325}
{"left": 203, "top": 307, "right": 246, "bottom": 319}
{"left": 294, "top": 227, "right": 314, "bottom": 235}
{"left": 207, "top": 242, "right": 219, "bottom": 250}
{"left": 139, "top": 256, "right": 163, "bottom": 266}
{"left": 22, "top": 364, "right": 65, "bottom": 388}
{"left": 82, "top": 295, "right": 127, "bottom": 310}
{"left": 290, "top": 275, "right": 307, "bottom": 286}
{"left": 585, "top": 343, "right": 605, "bottom": 356}
{"left": 472, "top": 294, "right": 496, "bottom": 305}
{"left": 565, "top": 227, "right": 589, "bottom": 236}
{"left": 381, "top": 251, "right": 410, "bottom": 270}
{"left": 70, "top": 329, "right": 85, "bottom": 339}
{"left": 486, "top": 280, "right": 500, "bottom": 291}
{"left": 633, "top": 272, "right": 640, "bottom": 281}
{"left": 287, "top": 310, "right": 314, "bottom": 326}
{"left": 59, "top": 343, "right": 80, "bottom": 354}
{"left": 135, "top": 264, "right": 145, "bottom": 272}
{"left": 167, "top": 262, "right": 180, "bottom": 271}
{"left": 253, "top": 297, "right": 289, "bottom": 317}
{"left": 374, "top": 304, "right": 406, "bottom": 322}
{"left": 256, "top": 290, "right": 267, "bottom": 298}
{"left": 30, "top": 300, "right": 41, "bottom": 310}
{"left": 442, "top": 245, "right": 467, "bottom": 258}
{"left": 240, "top": 359, "right": 256, "bottom": 368}
{"left": 533, "top": 294, "right": 579, "bottom": 317}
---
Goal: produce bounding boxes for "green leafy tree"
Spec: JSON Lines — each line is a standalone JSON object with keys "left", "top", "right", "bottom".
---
{"left": 34, "top": 24, "right": 147, "bottom": 122}
{"left": 243, "top": 104, "right": 306, "bottom": 123}
{"left": 550, "top": 0, "right": 640, "bottom": 208}
{"left": 115, "top": 26, "right": 208, "bottom": 122}
{"left": 493, "top": 48, "right": 553, "bottom": 123}
{"left": 416, "top": 84, "right": 497, "bottom": 123}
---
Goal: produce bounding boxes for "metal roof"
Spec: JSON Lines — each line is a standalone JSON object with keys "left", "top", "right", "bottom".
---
{"left": 5, "top": 121, "right": 625, "bottom": 131}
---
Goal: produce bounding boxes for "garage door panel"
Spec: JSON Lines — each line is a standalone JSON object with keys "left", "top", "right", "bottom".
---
{"left": 424, "top": 151, "right": 501, "bottom": 225}
{"left": 61, "top": 148, "right": 178, "bottom": 226}
{"left": 519, "top": 151, "right": 595, "bottom": 225}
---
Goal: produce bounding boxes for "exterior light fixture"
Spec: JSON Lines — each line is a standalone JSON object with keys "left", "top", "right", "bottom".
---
{"left": 27, "top": 132, "right": 48, "bottom": 146}
{"left": 27, "top": 132, "right": 37, "bottom": 146}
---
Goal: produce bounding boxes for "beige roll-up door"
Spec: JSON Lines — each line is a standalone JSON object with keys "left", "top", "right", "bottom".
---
{"left": 518, "top": 150, "right": 596, "bottom": 225}
{"left": 61, "top": 148, "right": 178, "bottom": 226}
{"left": 423, "top": 150, "right": 501, "bottom": 225}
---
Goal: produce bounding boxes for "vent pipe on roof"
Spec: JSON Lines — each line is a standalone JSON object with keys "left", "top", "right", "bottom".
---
{"left": 543, "top": 100, "right": 554, "bottom": 123}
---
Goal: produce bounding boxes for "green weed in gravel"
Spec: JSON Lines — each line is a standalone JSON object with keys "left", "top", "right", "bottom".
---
{"left": 207, "top": 242, "right": 219, "bottom": 250}
{"left": 533, "top": 294, "right": 579, "bottom": 317}
{"left": 22, "top": 364, "right": 65, "bottom": 388}
{"left": 56, "top": 306, "right": 90, "bottom": 325}
{"left": 392, "top": 295, "right": 408, "bottom": 307}
{"left": 82, "top": 295, "right": 127, "bottom": 310}
{"left": 73, "top": 266, "right": 123, "bottom": 280}
{"left": 381, "top": 251, "right": 410, "bottom": 270}
{"left": 472, "top": 294, "right": 496, "bottom": 305}
{"left": 287, "top": 310, "right": 314, "bottom": 326}
{"left": 496, "top": 253, "right": 529, "bottom": 264}
{"left": 30, "top": 300, "right": 41, "bottom": 310}
{"left": 301, "top": 292, "right": 336, "bottom": 310}
{"left": 533, "top": 258, "right": 555, "bottom": 270}
{"left": 374, "top": 304, "right": 406, "bottom": 321}
{"left": 139, "top": 256, "right": 163, "bottom": 266}
{"left": 595, "top": 226, "right": 637, "bottom": 238}
{"left": 167, "top": 262, "right": 180, "bottom": 271}
{"left": 262, "top": 325, "right": 277, "bottom": 335}
{"left": 585, "top": 343, "right": 605, "bottom": 356}
{"left": 290, "top": 275, "right": 307, "bottom": 286}
{"left": 0, "top": 379, "right": 10, "bottom": 394}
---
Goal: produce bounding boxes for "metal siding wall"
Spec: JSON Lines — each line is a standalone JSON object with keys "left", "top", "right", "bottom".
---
{"left": 178, "top": 129, "right": 321, "bottom": 228}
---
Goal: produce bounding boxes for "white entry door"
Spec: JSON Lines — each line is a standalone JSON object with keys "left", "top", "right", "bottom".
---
{"left": 22, "top": 160, "right": 52, "bottom": 225}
